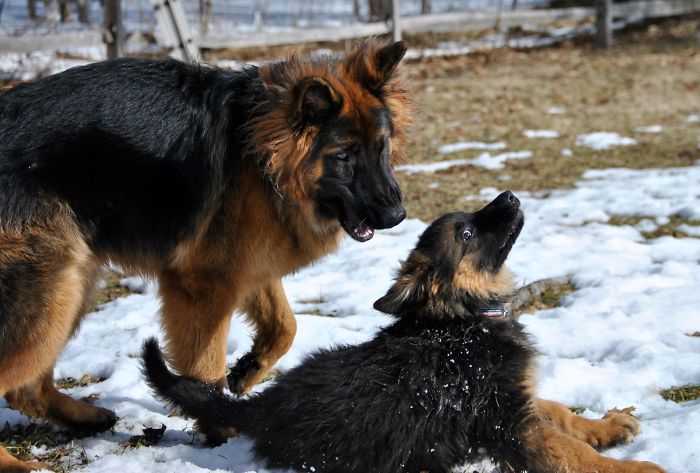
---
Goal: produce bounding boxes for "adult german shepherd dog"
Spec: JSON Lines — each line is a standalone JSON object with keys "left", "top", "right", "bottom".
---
{"left": 144, "top": 191, "right": 666, "bottom": 473}
{"left": 0, "top": 40, "right": 412, "bottom": 471}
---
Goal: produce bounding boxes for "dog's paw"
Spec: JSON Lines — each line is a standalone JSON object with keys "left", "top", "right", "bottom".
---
{"left": 52, "top": 403, "right": 117, "bottom": 434}
{"left": 596, "top": 406, "right": 640, "bottom": 447}
{"left": 227, "top": 352, "right": 262, "bottom": 396}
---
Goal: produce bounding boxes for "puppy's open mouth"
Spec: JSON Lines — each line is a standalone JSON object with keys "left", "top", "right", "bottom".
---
{"left": 499, "top": 211, "right": 524, "bottom": 250}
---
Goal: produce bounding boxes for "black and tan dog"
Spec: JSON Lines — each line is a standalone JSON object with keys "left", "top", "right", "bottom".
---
{"left": 144, "top": 191, "right": 666, "bottom": 473}
{"left": 0, "top": 40, "right": 412, "bottom": 471}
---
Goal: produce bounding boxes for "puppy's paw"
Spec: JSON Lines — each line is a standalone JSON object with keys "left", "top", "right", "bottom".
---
{"left": 597, "top": 406, "right": 640, "bottom": 447}
{"left": 226, "top": 352, "right": 262, "bottom": 397}
{"left": 619, "top": 460, "right": 668, "bottom": 473}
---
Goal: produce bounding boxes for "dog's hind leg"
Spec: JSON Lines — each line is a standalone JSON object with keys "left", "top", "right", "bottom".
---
{"left": 5, "top": 371, "right": 116, "bottom": 434}
{"left": 228, "top": 279, "right": 297, "bottom": 396}
{"left": 536, "top": 398, "right": 641, "bottom": 449}
{"left": 0, "top": 446, "right": 49, "bottom": 473}
{"left": 1, "top": 216, "right": 115, "bottom": 470}
{"left": 523, "top": 420, "right": 666, "bottom": 473}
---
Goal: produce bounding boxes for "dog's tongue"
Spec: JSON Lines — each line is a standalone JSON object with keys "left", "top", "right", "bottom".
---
{"left": 345, "top": 221, "right": 375, "bottom": 242}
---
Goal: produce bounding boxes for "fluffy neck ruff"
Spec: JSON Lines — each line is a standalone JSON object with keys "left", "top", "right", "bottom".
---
{"left": 374, "top": 252, "right": 515, "bottom": 320}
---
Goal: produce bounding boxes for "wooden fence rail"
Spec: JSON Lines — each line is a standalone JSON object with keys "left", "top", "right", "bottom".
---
{"left": 198, "top": 0, "right": 700, "bottom": 49}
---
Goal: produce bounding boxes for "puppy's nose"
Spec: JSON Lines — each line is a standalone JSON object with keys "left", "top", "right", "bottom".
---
{"left": 503, "top": 191, "right": 520, "bottom": 206}
{"left": 501, "top": 190, "right": 520, "bottom": 208}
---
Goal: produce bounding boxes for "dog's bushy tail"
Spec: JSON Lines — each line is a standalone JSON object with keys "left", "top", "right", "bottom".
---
{"left": 142, "top": 338, "right": 240, "bottom": 430}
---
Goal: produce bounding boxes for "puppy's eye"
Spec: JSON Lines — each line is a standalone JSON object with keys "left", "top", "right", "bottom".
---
{"left": 462, "top": 229, "right": 473, "bottom": 241}
{"left": 336, "top": 152, "right": 349, "bottom": 161}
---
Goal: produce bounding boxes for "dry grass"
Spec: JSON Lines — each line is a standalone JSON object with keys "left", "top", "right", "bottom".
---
{"left": 56, "top": 375, "right": 107, "bottom": 390}
{"left": 395, "top": 17, "right": 700, "bottom": 220}
{"left": 607, "top": 215, "right": 700, "bottom": 239}
{"left": 511, "top": 278, "right": 576, "bottom": 317}
{"left": 661, "top": 385, "right": 700, "bottom": 403}
{"left": 0, "top": 423, "right": 89, "bottom": 472}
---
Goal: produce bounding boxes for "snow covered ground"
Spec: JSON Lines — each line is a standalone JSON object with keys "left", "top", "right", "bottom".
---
{"left": 1, "top": 162, "right": 700, "bottom": 472}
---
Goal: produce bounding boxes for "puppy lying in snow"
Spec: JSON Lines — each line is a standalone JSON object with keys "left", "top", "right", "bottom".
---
{"left": 143, "top": 191, "right": 666, "bottom": 473}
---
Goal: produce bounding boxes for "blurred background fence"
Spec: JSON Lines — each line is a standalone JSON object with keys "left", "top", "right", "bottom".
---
{"left": 0, "top": 0, "right": 698, "bottom": 56}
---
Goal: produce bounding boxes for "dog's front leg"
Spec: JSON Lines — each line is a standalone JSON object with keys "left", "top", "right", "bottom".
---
{"left": 159, "top": 269, "right": 238, "bottom": 386}
{"left": 158, "top": 269, "right": 239, "bottom": 444}
{"left": 228, "top": 279, "right": 297, "bottom": 396}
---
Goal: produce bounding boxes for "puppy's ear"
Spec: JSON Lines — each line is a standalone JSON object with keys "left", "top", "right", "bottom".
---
{"left": 291, "top": 77, "right": 341, "bottom": 126}
{"left": 373, "top": 277, "right": 417, "bottom": 316}
{"left": 373, "top": 284, "right": 404, "bottom": 315}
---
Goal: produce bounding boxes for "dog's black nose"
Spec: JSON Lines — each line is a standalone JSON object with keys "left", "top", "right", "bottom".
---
{"left": 377, "top": 205, "right": 406, "bottom": 229}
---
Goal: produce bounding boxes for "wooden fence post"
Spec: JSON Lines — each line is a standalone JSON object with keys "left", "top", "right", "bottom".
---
{"left": 77, "top": 0, "right": 89, "bottom": 24}
{"left": 151, "top": 0, "right": 201, "bottom": 62}
{"left": 595, "top": 0, "right": 612, "bottom": 48}
{"left": 104, "top": 0, "right": 125, "bottom": 58}
{"left": 392, "top": 0, "right": 401, "bottom": 42}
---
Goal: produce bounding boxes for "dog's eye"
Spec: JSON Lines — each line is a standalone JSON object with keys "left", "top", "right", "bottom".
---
{"left": 462, "top": 229, "right": 473, "bottom": 241}
{"left": 336, "top": 152, "right": 349, "bottom": 161}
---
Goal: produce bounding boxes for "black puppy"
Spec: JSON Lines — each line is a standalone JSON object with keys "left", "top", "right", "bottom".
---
{"left": 143, "top": 191, "right": 665, "bottom": 473}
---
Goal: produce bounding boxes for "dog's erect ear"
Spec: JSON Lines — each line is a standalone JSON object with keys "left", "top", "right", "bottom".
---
{"left": 291, "top": 77, "right": 342, "bottom": 126}
{"left": 373, "top": 41, "right": 407, "bottom": 85}
{"left": 345, "top": 40, "right": 407, "bottom": 91}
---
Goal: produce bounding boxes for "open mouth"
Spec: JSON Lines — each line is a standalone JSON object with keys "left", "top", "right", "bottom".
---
{"left": 341, "top": 219, "right": 375, "bottom": 242}
{"left": 323, "top": 197, "right": 376, "bottom": 242}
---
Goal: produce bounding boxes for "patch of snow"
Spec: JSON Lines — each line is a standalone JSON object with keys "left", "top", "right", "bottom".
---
{"left": 2, "top": 163, "right": 700, "bottom": 472}
{"left": 396, "top": 158, "right": 468, "bottom": 175}
{"left": 575, "top": 132, "right": 637, "bottom": 150}
{"left": 0, "top": 47, "right": 106, "bottom": 81}
{"left": 468, "top": 150, "right": 534, "bottom": 170}
{"left": 634, "top": 219, "right": 658, "bottom": 233}
{"left": 524, "top": 129, "right": 559, "bottom": 139}
{"left": 437, "top": 141, "right": 507, "bottom": 154}
{"left": 634, "top": 125, "right": 663, "bottom": 134}
{"left": 119, "top": 276, "right": 155, "bottom": 294}
{"left": 547, "top": 107, "right": 566, "bottom": 115}
{"left": 215, "top": 59, "right": 245, "bottom": 70}
{"left": 561, "top": 148, "right": 573, "bottom": 157}
{"left": 677, "top": 224, "right": 700, "bottom": 237}
{"left": 686, "top": 114, "right": 700, "bottom": 123}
